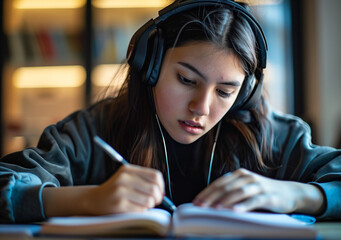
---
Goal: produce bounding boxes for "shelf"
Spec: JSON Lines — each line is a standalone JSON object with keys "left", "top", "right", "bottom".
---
{"left": 2, "top": 65, "right": 86, "bottom": 155}
{"left": 1, "top": 0, "right": 173, "bottom": 154}
{"left": 4, "top": 0, "right": 86, "bottom": 34}
{"left": 13, "top": 0, "right": 86, "bottom": 9}
{"left": 13, "top": 65, "right": 86, "bottom": 88}
{"left": 2, "top": 0, "right": 87, "bottom": 155}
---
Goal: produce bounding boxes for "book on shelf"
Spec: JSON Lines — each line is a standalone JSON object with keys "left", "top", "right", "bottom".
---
{"left": 36, "top": 29, "right": 55, "bottom": 61}
{"left": 7, "top": 28, "right": 82, "bottom": 65}
{"left": 7, "top": 32, "right": 26, "bottom": 64}
{"left": 40, "top": 203, "right": 318, "bottom": 239}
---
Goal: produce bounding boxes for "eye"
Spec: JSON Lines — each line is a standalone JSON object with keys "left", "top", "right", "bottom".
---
{"left": 177, "top": 73, "right": 195, "bottom": 85}
{"left": 216, "top": 89, "right": 232, "bottom": 98}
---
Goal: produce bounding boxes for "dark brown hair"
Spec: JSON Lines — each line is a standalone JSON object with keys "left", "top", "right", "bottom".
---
{"left": 99, "top": 5, "right": 274, "bottom": 182}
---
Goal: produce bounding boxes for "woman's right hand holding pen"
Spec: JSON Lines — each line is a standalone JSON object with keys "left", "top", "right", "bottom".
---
{"left": 87, "top": 164, "right": 165, "bottom": 214}
{"left": 43, "top": 165, "right": 165, "bottom": 217}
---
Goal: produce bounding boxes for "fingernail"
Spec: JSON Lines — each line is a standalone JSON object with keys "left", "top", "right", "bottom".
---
{"left": 193, "top": 199, "right": 203, "bottom": 206}
{"left": 233, "top": 205, "right": 246, "bottom": 212}
{"left": 194, "top": 199, "right": 208, "bottom": 207}
{"left": 212, "top": 203, "right": 222, "bottom": 209}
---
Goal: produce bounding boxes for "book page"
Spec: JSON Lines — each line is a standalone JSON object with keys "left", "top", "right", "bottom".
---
{"left": 172, "top": 204, "right": 317, "bottom": 239}
{"left": 41, "top": 208, "right": 171, "bottom": 237}
{"left": 175, "top": 203, "right": 309, "bottom": 227}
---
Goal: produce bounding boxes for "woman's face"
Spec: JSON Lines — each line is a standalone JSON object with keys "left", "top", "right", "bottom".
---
{"left": 154, "top": 42, "right": 245, "bottom": 144}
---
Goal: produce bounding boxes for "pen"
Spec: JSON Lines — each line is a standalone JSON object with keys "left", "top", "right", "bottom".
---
{"left": 93, "top": 135, "right": 177, "bottom": 213}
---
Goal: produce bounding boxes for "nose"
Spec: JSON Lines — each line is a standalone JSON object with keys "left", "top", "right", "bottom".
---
{"left": 188, "top": 89, "right": 211, "bottom": 116}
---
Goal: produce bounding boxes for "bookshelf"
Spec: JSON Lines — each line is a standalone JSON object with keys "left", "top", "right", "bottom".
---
{"left": 90, "top": 1, "right": 172, "bottom": 102}
{"left": 0, "top": 0, "right": 172, "bottom": 156}
{"left": 1, "top": 0, "right": 87, "bottom": 155}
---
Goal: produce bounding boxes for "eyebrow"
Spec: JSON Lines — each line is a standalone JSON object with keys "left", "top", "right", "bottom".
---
{"left": 177, "top": 61, "right": 241, "bottom": 87}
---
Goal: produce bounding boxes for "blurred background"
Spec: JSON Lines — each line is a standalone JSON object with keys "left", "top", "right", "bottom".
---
{"left": 0, "top": 0, "right": 340, "bottom": 156}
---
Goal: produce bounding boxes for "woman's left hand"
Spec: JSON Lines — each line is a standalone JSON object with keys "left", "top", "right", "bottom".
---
{"left": 193, "top": 168, "right": 325, "bottom": 215}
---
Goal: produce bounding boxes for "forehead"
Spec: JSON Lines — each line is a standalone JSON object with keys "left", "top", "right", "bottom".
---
{"left": 164, "top": 42, "right": 245, "bottom": 79}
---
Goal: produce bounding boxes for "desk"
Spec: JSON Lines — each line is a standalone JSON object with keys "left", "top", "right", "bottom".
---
{"left": 0, "top": 222, "right": 341, "bottom": 240}
{"left": 313, "top": 222, "right": 341, "bottom": 240}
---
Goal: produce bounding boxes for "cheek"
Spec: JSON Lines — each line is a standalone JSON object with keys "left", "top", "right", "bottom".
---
{"left": 210, "top": 102, "right": 233, "bottom": 123}
{"left": 155, "top": 83, "right": 182, "bottom": 117}
{"left": 157, "top": 92, "right": 173, "bottom": 115}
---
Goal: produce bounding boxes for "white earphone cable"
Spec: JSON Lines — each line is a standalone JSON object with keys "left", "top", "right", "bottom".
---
{"left": 207, "top": 121, "right": 222, "bottom": 185}
{"left": 155, "top": 114, "right": 222, "bottom": 200}
{"left": 155, "top": 114, "right": 173, "bottom": 200}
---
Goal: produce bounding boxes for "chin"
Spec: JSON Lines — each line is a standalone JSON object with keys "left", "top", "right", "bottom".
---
{"left": 172, "top": 134, "right": 201, "bottom": 145}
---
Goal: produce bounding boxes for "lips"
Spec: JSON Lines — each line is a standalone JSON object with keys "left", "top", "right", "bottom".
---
{"left": 181, "top": 120, "right": 203, "bottom": 128}
{"left": 179, "top": 120, "right": 204, "bottom": 135}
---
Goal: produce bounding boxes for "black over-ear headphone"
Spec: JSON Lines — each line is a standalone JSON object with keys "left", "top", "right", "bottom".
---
{"left": 126, "top": 0, "right": 268, "bottom": 111}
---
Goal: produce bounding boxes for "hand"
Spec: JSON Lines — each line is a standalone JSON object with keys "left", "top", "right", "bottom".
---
{"left": 193, "top": 168, "right": 325, "bottom": 215}
{"left": 84, "top": 165, "right": 165, "bottom": 215}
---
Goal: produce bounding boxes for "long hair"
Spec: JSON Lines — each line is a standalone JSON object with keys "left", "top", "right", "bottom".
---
{"left": 98, "top": 5, "right": 275, "bottom": 181}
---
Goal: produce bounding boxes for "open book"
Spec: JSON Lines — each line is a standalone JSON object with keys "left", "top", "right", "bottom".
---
{"left": 40, "top": 203, "right": 317, "bottom": 239}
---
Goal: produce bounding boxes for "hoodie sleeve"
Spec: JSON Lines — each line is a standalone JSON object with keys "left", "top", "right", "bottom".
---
{"left": 268, "top": 109, "right": 341, "bottom": 219}
{"left": 0, "top": 106, "right": 112, "bottom": 223}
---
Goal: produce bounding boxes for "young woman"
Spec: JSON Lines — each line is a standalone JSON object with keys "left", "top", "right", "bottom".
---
{"left": 1, "top": 0, "right": 341, "bottom": 223}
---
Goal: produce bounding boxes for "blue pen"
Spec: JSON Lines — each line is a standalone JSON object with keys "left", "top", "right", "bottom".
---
{"left": 93, "top": 136, "right": 177, "bottom": 213}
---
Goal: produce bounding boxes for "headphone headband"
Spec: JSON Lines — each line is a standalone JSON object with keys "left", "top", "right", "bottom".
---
{"left": 127, "top": 0, "right": 267, "bottom": 72}
{"left": 159, "top": 0, "right": 267, "bottom": 68}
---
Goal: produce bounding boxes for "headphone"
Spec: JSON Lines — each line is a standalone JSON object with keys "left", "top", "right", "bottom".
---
{"left": 127, "top": 0, "right": 268, "bottom": 111}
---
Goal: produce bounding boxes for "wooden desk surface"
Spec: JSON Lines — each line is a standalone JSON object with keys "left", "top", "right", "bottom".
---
{"left": 0, "top": 222, "right": 340, "bottom": 240}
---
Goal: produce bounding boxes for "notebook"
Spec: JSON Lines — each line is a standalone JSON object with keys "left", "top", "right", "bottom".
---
{"left": 40, "top": 203, "right": 317, "bottom": 239}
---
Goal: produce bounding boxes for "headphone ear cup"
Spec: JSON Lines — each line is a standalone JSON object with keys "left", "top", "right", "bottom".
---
{"left": 127, "top": 19, "right": 156, "bottom": 72}
{"left": 234, "top": 73, "right": 264, "bottom": 111}
{"left": 240, "top": 73, "right": 263, "bottom": 110}
{"left": 229, "top": 75, "right": 254, "bottom": 112}
{"left": 229, "top": 72, "right": 263, "bottom": 112}
{"left": 142, "top": 28, "right": 164, "bottom": 86}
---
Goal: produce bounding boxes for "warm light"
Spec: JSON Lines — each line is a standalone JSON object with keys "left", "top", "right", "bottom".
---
{"left": 92, "top": 64, "right": 127, "bottom": 88}
{"left": 92, "top": 0, "right": 172, "bottom": 8}
{"left": 13, "top": 0, "right": 86, "bottom": 9}
{"left": 237, "top": 0, "right": 283, "bottom": 5}
{"left": 92, "top": 0, "right": 282, "bottom": 9}
{"left": 13, "top": 66, "right": 86, "bottom": 88}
